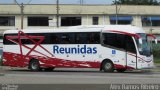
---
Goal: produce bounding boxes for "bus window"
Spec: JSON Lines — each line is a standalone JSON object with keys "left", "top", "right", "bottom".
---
{"left": 50, "top": 35, "right": 60, "bottom": 44}
{"left": 3, "top": 34, "right": 18, "bottom": 45}
{"left": 88, "top": 33, "right": 100, "bottom": 44}
{"left": 61, "top": 34, "right": 70, "bottom": 44}
{"left": 76, "top": 33, "right": 88, "bottom": 44}
{"left": 59, "top": 33, "right": 75, "bottom": 44}
{"left": 116, "top": 34, "right": 125, "bottom": 49}
{"left": 103, "top": 33, "right": 125, "bottom": 50}
{"left": 92, "top": 33, "right": 100, "bottom": 44}
{"left": 76, "top": 32, "right": 100, "bottom": 44}
{"left": 125, "top": 36, "right": 136, "bottom": 53}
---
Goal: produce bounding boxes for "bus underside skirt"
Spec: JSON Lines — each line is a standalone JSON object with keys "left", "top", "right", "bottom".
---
{"left": 3, "top": 52, "right": 102, "bottom": 68}
{"left": 114, "top": 64, "right": 135, "bottom": 70}
{"left": 3, "top": 52, "right": 135, "bottom": 70}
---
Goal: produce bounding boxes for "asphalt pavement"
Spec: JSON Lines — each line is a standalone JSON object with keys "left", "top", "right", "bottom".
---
{"left": 0, "top": 65, "right": 160, "bottom": 84}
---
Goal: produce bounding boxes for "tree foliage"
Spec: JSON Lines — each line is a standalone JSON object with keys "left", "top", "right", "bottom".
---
{"left": 113, "top": 0, "right": 159, "bottom": 5}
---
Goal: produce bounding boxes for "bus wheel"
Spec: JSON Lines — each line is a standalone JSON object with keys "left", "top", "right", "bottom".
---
{"left": 102, "top": 61, "right": 114, "bottom": 72}
{"left": 29, "top": 60, "right": 40, "bottom": 71}
{"left": 117, "top": 69, "right": 126, "bottom": 73}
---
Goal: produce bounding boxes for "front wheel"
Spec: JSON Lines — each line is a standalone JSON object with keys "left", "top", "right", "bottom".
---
{"left": 102, "top": 61, "right": 114, "bottom": 72}
{"left": 29, "top": 60, "right": 41, "bottom": 71}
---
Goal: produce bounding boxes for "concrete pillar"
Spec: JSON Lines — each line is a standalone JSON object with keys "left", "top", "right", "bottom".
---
{"left": 23, "top": 15, "right": 27, "bottom": 29}
{"left": 87, "top": 15, "right": 92, "bottom": 25}
{"left": 132, "top": 15, "right": 142, "bottom": 27}
{"left": 82, "top": 15, "right": 87, "bottom": 25}
{"left": 106, "top": 15, "right": 110, "bottom": 25}
{"left": 49, "top": 15, "right": 56, "bottom": 27}
{"left": 15, "top": 15, "right": 27, "bottom": 29}
{"left": 15, "top": 15, "right": 21, "bottom": 29}
{"left": 99, "top": 15, "right": 103, "bottom": 25}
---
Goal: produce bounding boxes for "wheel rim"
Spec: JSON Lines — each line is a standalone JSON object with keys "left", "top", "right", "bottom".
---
{"left": 104, "top": 62, "right": 112, "bottom": 70}
{"left": 31, "top": 62, "right": 38, "bottom": 70}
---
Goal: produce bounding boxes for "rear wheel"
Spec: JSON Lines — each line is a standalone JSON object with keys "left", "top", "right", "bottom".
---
{"left": 102, "top": 61, "right": 114, "bottom": 72}
{"left": 29, "top": 60, "right": 41, "bottom": 71}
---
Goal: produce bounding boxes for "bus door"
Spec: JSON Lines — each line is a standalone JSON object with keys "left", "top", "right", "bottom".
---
{"left": 125, "top": 36, "right": 137, "bottom": 69}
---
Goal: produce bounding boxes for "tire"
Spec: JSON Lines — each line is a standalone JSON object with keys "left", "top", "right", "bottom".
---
{"left": 29, "top": 60, "right": 41, "bottom": 71}
{"left": 102, "top": 61, "right": 114, "bottom": 72}
{"left": 117, "top": 69, "right": 126, "bottom": 73}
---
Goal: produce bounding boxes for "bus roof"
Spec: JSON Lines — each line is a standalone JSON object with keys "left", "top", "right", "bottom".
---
{"left": 3, "top": 25, "right": 145, "bottom": 34}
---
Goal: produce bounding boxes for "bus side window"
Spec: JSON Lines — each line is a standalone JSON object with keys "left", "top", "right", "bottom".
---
{"left": 88, "top": 33, "right": 100, "bottom": 44}
{"left": 4, "top": 34, "right": 18, "bottom": 45}
{"left": 61, "top": 34, "right": 69, "bottom": 44}
{"left": 103, "top": 33, "right": 125, "bottom": 50}
{"left": 116, "top": 34, "right": 125, "bottom": 49}
{"left": 76, "top": 33, "right": 88, "bottom": 44}
{"left": 125, "top": 36, "right": 136, "bottom": 53}
{"left": 50, "top": 35, "right": 59, "bottom": 44}
{"left": 76, "top": 32, "right": 100, "bottom": 44}
{"left": 60, "top": 33, "right": 75, "bottom": 44}
{"left": 75, "top": 33, "right": 89, "bottom": 44}
{"left": 93, "top": 33, "right": 100, "bottom": 44}
{"left": 103, "top": 33, "right": 117, "bottom": 47}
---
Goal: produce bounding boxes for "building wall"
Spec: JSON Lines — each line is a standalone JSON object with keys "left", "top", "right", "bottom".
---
{"left": 1, "top": 4, "right": 160, "bottom": 34}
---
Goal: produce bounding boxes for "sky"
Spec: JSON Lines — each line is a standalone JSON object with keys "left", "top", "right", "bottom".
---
{"left": 0, "top": 0, "right": 114, "bottom": 4}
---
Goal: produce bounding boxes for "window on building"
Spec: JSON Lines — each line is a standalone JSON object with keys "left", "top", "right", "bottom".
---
{"left": 28, "top": 17, "right": 49, "bottom": 26}
{"left": 110, "top": 16, "right": 133, "bottom": 25}
{"left": 61, "top": 17, "right": 81, "bottom": 26}
{"left": 0, "top": 16, "right": 15, "bottom": 26}
{"left": 142, "top": 16, "right": 160, "bottom": 26}
{"left": 92, "top": 17, "right": 99, "bottom": 25}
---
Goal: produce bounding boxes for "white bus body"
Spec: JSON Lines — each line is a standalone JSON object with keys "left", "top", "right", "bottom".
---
{"left": 2, "top": 25, "right": 155, "bottom": 72}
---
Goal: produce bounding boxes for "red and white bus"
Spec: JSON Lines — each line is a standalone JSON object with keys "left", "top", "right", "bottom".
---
{"left": 2, "top": 25, "right": 157, "bottom": 72}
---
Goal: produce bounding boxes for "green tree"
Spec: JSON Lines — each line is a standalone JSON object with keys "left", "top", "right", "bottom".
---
{"left": 113, "top": 0, "right": 159, "bottom": 5}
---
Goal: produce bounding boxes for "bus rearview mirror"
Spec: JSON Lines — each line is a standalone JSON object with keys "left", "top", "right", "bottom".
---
{"left": 139, "top": 38, "right": 142, "bottom": 44}
{"left": 155, "top": 39, "right": 158, "bottom": 44}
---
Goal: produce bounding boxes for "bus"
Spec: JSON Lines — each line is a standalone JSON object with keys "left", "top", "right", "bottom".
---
{"left": 2, "top": 25, "right": 157, "bottom": 72}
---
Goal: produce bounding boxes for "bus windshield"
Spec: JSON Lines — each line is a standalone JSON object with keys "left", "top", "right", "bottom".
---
{"left": 136, "top": 33, "right": 152, "bottom": 56}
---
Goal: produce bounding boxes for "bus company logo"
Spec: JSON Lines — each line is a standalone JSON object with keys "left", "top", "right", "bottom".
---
{"left": 53, "top": 45, "right": 97, "bottom": 54}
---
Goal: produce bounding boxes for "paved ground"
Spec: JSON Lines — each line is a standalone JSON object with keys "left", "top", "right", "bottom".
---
{"left": 0, "top": 65, "right": 160, "bottom": 84}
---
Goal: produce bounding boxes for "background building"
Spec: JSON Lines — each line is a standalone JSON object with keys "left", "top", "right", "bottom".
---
{"left": 0, "top": 4, "right": 160, "bottom": 35}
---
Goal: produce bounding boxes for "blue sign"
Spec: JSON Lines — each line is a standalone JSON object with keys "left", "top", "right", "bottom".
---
{"left": 112, "top": 50, "right": 116, "bottom": 54}
{"left": 53, "top": 45, "right": 97, "bottom": 54}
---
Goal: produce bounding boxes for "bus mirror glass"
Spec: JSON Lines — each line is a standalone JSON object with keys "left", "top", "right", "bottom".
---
{"left": 139, "top": 38, "right": 142, "bottom": 44}
{"left": 155, "top": 39, "right": 158, "bottom": 44}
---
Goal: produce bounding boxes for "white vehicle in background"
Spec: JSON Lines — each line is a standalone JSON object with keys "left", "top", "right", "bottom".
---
{"left": 2, "top": 25, "right": 157, "bottom": 72}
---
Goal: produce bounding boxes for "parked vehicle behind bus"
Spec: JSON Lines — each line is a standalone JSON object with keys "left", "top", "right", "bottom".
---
{"left": 2, "top": 25, "right": 157, "bottom": 72}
